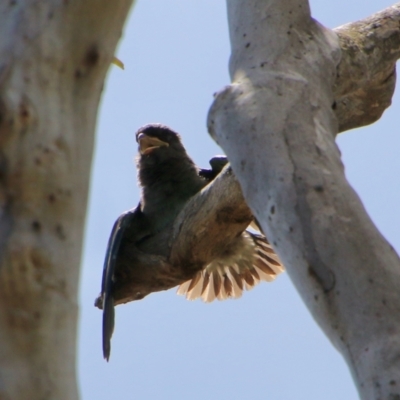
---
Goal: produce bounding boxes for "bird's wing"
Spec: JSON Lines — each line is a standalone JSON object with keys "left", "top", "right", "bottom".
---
{"left": 177, "top": 231, "right": 284, "bottom": 303}
{"left": 101, "top": 207, "right": 141, "bottom": 361}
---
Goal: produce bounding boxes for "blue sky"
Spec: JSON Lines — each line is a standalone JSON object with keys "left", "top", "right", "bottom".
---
{"left": 78, "top": 1, "right": 399, "bottom": 398}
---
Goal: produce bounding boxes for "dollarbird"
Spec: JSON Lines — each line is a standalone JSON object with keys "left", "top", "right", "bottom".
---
{"left": 97, "top": 123, "right": 284, "bottom": 361}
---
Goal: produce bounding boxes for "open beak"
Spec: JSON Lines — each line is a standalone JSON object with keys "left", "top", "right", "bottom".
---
{"left": 137, "top": 133, "right": 169, "bottom": 155}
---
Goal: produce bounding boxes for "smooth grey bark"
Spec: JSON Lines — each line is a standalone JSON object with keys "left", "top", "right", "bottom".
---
{"left": 334, "top": 4, "right": 400, "bottom": 132}
{"left": 0, "top": 1, "right": 133, "bottom": 399}
{"left": 207, "top": 1, "right": 400, "bottom": 399}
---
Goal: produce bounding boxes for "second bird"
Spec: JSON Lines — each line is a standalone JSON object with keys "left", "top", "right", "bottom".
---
{"left": 99, "top": 123, "right": 284, "bottom": 360}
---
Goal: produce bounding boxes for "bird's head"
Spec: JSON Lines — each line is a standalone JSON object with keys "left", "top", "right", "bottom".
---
{"left": 135, "top": 124, "right": 187, "bottom": 162}
{"left": 135, "top": 124, "right": 198, "bottom": 189}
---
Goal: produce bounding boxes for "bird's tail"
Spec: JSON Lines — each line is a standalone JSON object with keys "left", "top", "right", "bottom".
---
{"left": 102, "top": 294, "right": 115, "bottom": 361}
{"left": 177, "top": 231, "right": 284, "bottom": 302}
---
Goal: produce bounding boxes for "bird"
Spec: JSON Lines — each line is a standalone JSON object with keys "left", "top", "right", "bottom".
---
{"left": 98, "top": 123, "right": 284, "bottom": 361}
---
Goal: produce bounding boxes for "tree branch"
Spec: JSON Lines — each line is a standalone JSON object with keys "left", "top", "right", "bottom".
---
{"left": 0, "top": 1, "right": 133, "bottom": 399}
{"left": 206, "top": 0, "right": 400, "bottom": 399}
{"left": 334, "top": 3, "right": 400, "bottom": 132}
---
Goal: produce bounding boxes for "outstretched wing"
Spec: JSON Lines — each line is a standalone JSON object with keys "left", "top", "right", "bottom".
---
{"left": 177, "top": 231, "right": 284, "bottom": 302}
{"left": 101, "top": 207, "right": 140, "bottom": 361}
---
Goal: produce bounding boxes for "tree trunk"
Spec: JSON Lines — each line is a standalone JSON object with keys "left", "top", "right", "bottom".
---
{"left": 0, "top": 2, "right": 133, "bottom": 399}
{"left": 208, "top": 1, "right": 400, "bottom": 399}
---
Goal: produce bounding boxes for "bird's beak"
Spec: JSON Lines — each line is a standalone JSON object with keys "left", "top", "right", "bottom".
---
{"left": 137, "top": 133, "right": 169, "bottom": 155}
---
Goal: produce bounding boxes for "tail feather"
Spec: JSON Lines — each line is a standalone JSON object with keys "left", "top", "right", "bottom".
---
{"left": 242, "top": 268, "right": 255, "bottom": 287}
{"left": 187, "top": 272, "right": 202, "bottom": 292}
{"left": 102, "top": 295, "right": 115, "bottom": 362}
{"left": 213, "top": 271, "right": 222, "bottom": 298}
{"left": 253, "top": 262, "right": 276, "bottom": 282}
{"left": 217, "top": 276, "right": 227, "bottom": 300}
{"left": 254, "top": 255, "right": 278, "bottom": 276}
{"left": 248, "top": 266, "right": 260, "bottom": 281}
{"left": 229, "top": 266, "right": 244, "bottom": 290}
{"left": 176, "top": 280, "right": 191, "bottom": 296}
{"left": 187, "top": 275, "right": 204, "bottom": 300}
{"left": 177, "top": 231, "right": 284, "bottom": 302}
{"left": 229, "top": 271, "right": 243, "bottom": 298}
{"left": 201, "top": 272, "right": 210, "bottom": 296}
{"left": 223, "top": 273, "right": 233, "bottom": 297}
{"left": 203, "top": 273, "right": 215, "bottom": 303}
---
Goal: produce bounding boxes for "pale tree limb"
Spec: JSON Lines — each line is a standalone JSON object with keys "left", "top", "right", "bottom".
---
{"left": 207, "top": 1, "right": 400, "bottom": 399}
{"left": 334, "top": 4, "right": 400, "bottom": 132}
{"left": 0, "top": 1, "right": 133, "bottom": 399}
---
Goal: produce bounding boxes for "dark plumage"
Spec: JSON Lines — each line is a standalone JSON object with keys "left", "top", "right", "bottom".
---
{"left": 198, "top": 155, "right": 228, "bottom": 181}
{"left": 98, "top": 123, "right": 284, "bottom": 361}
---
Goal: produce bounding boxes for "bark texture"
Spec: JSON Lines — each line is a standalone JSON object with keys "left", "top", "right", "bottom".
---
{"left": 0, "top": 1, "right": 133, "bottom": 399}
{"left": 334, "top": 4, "right": 400, "bottom": 132}
{"left": 206, "top": 1, "right": 400, "bottom": 399}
